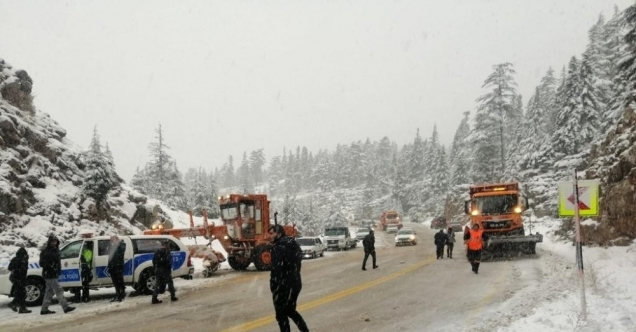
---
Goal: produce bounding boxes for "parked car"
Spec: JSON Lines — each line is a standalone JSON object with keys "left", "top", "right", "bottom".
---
{"left": 296, "top": 237, "right": 326, "bottom": 259}
{"left": 386, "top": 224, "right": 399, "bottom": 234}
{"left": 0, "top": 234, "right": 194, "bottom": 306}
{"left": 355, "top": 228, "right": 371, "bottom": 241}
{"left": 395, "top": 228, "right": 417, "bottom": 246}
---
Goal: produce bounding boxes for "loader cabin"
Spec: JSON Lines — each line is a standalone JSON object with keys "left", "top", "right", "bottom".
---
{"left": 464, "top": 183, "right": 528, "bottom": 217}
{"left": 218, "top": 194, "right": 268, "bottom": 240}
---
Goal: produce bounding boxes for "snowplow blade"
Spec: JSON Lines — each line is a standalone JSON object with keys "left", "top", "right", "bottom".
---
{"left": 480, "top": 234, "right": 543, "bottom": 259}
{"left": 487, "top": 234, "right": 543, "bottom": 245}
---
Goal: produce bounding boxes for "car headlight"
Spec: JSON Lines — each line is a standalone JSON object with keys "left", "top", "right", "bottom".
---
{"left": 410, "top": 235, "right": 415, "bottom": 240}
{"left": 395, "top": 238, "right": 399, "bottom": 242}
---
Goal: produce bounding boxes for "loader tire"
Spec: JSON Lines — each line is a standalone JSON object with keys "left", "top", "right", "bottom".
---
{"left": 228, "top": 256, "right": 251, "bottom": 271}
{"left": 252, "top": 244, "right": 273, "bottom": 271}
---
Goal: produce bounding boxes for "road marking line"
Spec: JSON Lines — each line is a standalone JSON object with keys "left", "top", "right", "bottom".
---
{"left": 220, "top": 256, "right": 436, "bottom": 332}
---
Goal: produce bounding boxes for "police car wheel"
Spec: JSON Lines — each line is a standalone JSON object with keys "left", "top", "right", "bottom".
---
{"left": 24, "top": 278, "right": 45, "bottom": 306}
{"left": 139, "top": 268, "right": 156, "bottom": 295}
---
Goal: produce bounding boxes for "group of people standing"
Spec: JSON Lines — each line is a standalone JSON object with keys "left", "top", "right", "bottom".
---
{"left": 434, "top": 223, "right": 488, "bottom": 274}
{"left": 433, "top": 226, "right": 456, "bottom": 259}
{"left": 6, "top": 234, "right": 178, "bottom": 316}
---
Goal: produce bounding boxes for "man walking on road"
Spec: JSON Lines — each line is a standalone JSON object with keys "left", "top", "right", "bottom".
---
{"left": 152, "top": 240, "right": 178, "bottom": 304}
{"left": 446, "top": 227, "right": 456, "bottom": 258}
{"left": 268, "top": 224, "right": 309, "bottom": 332}
{"left": 40, "top": 235, "right": 75, "bottom": 315}
{"left": 434, "top": 229, "right": 448, "bottom": 259}
{"left": 464, "top": 223, "right": 488, "bottom": 274}
{"left": 361, "top": 228, "right": 378, "bottom": 270}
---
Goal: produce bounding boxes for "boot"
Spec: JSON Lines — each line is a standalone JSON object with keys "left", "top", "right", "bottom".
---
{"left": 8, "top": 301, "right": 17, "bottom": 312}
{"left": 152, "top": 299, "right": 162, "bottom": 304}
{"left": 171, "top": 297, "right": 178, "bottom": 302}
{"left": 19, "top": 307, "right": 32, "bottom": 314}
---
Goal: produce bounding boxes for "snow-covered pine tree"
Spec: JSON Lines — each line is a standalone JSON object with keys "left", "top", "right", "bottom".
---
{"left": 471, "top": 62, "right": 518, "bottom": 182}
{"left": 82, "top": 126, "right": 117, "bottom": 213}
{"left": 237, "top": 152, "right": 252, "bottom": 193}
{"left": 552, "top": 57, "right": 582, "bottom": 158}
{"left": 449, "top": 111, "right": 471, "bottom": 186}
{"left": 164, "top": 161, "right": 188, "bottom": 211}
{"left": 249, "top": 148, "right": 266, "bottom": 187}
{"left": 600, "top": 6, "right": 630, "bottom": 134}
{"left": 618, "top": 3, "right": 636, "bottom": 110}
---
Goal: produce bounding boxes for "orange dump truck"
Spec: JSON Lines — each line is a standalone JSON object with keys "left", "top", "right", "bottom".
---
{"left": 379, "top": 210, "right": 403, "bottom": 231}
{"left": 464, "top": 182, "right": 542, "bottom": 257}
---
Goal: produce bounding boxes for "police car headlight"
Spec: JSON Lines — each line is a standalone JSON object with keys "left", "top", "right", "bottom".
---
{"left": 410, "top": 235, "right": 415, "bottom": 240}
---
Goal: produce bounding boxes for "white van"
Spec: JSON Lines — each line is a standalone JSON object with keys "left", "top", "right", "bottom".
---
{"left": 0, "top": 235, "right": 194, "bottom": 306}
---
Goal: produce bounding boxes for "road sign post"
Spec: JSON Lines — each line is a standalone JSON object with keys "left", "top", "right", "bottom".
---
{"left": 572, "top": 170, "right": 587, "bottom": 321}
{"left": 558, "top": 172, "right": 600, "bottom": 321}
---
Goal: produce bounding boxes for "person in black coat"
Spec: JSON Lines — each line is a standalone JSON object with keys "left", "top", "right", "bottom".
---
{"left": 268, "top": 224, "right": 309, "bottom": 332}
{"left": 107, "top": 236, "right": 127, "bottom": 302}
{"left": 151, "top": 240, "right": 178, "bottom": 304}
{"left": 361, "top": 229, "right": 378, "bottom": 270}
{"left": 434, "top": 229, "right": 448, "bottom": 259}
{"left": 8, "top": 247, "right": 31, "bottom": 314}
{"left": 40, "top": 235, "right": 75, "bottom": 315}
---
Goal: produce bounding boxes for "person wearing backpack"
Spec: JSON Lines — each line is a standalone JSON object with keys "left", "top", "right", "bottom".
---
{"left": 8, "top": 247, "right": 31, "bottom": 314}
{"left": 151, "top": 240, "right": 178, "bottom": 304}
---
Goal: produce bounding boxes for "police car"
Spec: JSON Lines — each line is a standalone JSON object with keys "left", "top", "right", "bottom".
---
{"left": 0, "top": 234, "right": 194, "bottom": 306}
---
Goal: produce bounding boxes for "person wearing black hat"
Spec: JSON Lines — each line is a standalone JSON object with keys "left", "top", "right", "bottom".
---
{"left": 151, "top": 240, "right": 178, "bottom": 304}
{"left": 361, "top": 228, "right": 378, "bottom": 270}
{"left": 8, "top": 247, "right": 31, "bottom": 314}
{"left": 40, "top": 235, "right": 75, "bottom": 315}
{"left": 268, "top": 224, "right": 308, "bottom": 332}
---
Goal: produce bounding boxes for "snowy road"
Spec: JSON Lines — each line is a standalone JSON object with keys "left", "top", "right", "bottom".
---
{"left": 3, "top": 222, "right": 554, "bottom": 332}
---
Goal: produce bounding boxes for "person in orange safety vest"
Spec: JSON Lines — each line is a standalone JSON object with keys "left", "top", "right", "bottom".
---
{"left": 463, "top": 223, "right": 488, "bottom": 274}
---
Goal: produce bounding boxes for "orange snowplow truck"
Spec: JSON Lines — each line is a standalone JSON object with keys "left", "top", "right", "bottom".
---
{"left": 379, "top": 210, "right": 403, "bottom": 231}
{"left": 464, "top": 182, "right": 542, "bottom": 257}
{"left": 143, "top": 194, "right": 296, "bottom": 271}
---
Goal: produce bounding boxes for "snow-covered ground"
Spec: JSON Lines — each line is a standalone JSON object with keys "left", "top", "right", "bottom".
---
{"left": 469, "top": 216, "right": 636, "bottom": 332}
{"left": 1, "top": 215, "right": 635, "bottom": 332}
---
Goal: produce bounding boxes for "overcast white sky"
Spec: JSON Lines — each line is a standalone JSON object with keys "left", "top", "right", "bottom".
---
{"left": 0, "top": 0, "right": 631, "bottom": 181}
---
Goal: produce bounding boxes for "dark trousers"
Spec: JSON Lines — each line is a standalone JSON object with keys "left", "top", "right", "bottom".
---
{"left": 152, "top": 270, "right": 176, "bottom": 300}
{"left": 110, "top": 267, "right": 125, "bottom": 299}
{"left": 73, "top": 280, "right": 90, "bottom": 301}
{"left": 362, "top": 250, "right": 376, "bottom": 268}
{"left": 272, "top": 285, "right": 308, "bottom": 332}
{"left": 446, "top": 243, "right": 454, "bottom": 258}
{"left": 467, "top": 249, "right": 482, "bottom": 273}
{"left": 12, "top": 281, "right": 26, "bottom": 308}
{"left": 436, "top": 245, "right": 445, "bottom": 259}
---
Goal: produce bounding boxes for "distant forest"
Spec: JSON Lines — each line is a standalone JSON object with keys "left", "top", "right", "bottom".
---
{"left": 119, "top": 6, "right": 635, "bottom": 236}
